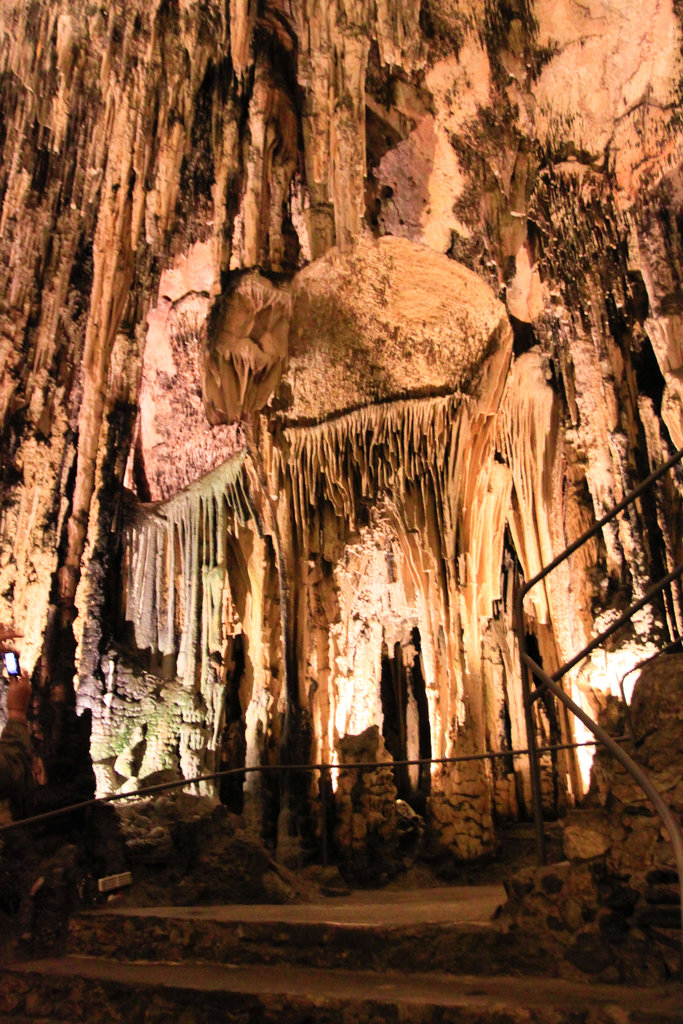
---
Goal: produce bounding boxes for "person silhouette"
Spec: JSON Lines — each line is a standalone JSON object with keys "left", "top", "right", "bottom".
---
{"left": 0, "top": 626, "right": 32, "bottom": 801}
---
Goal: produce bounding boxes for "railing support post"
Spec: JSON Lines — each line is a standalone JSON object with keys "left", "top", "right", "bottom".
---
{"left": 319, "top": 767, "right": 328, "bottom": 867}
{"left": 517, "top": 628, "right": 547, "bottom": 866}
{"left": 515, "top": 580, "right": 547, "bottom": 866}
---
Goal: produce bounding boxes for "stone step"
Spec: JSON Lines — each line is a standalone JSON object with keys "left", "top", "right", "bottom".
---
{"left": 67, "top": 912, "right": 538, "bottom": 976}
{"left": 3, "top": 957, "right": 681, "bottom": 1024}
{"left": 64, "top": 885, "right": 552, "bottom": 976}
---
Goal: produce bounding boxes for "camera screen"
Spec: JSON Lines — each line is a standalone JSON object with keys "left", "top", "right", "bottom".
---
{"left": 3, "top": 651, "right": 19, "bottom": 675}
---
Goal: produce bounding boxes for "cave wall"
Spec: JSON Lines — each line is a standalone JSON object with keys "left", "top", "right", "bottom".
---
{"left": 1, "top": 0, "right": 683, "bottom": 858}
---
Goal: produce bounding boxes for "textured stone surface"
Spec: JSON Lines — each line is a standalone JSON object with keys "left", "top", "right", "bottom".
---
{"left": 4, "top": 960, "right": 682, "bottom": 1024}
{"left": 334, "top": 725, "right": 400, "bottom": 884}
{"left": 114, "top": 794, "right": 302, "bottom": 906}
{"left": 562, "top": 809, "right": 612, "bottom": 862}
{"left": 282, "top": 235, "right": 508, "bottom": 422}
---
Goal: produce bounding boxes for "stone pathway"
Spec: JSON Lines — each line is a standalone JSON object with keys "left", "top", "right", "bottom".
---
{"left": 3, "top": 886, "right": 682, "bottom": 1023}
{"left": 92, "top": 882, "right": 506, "bottom": 927}
{"left": 11, "top": 955, "right": 683, "bottom": 1015}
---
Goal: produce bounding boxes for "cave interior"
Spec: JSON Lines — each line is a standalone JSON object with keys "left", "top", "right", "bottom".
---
{"left": 1, "top": 0, "right": 683, "bottom": 928}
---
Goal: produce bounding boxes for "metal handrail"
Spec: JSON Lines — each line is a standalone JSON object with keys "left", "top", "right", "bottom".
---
{"left": 515, "top": 445, "right": 683, "bottom": 863}
{"left": 514, "top": 446, "right": 683, "bottom": 957}
{"left": 518, "top": 445, "right": 683, "bottom": 606}
{"left": 522, "top": 565, "right": 683, "bottom": 703}
{"left": 522, "top": 654, "right": 683, "bottom": 947}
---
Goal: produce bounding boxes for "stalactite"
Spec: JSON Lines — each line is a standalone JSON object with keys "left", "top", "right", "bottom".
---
{"left": 284, "top": 394, "right": 465, "bottom": 553}
{"left": 124, "top": 451, "right": 248, "bottom": 686}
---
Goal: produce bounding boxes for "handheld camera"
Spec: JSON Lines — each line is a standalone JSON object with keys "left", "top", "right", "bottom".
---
{"left": 3, "top": 651, "right": 20, "bottom": 678}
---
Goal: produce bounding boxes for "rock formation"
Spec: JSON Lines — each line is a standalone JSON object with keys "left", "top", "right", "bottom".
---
{"left": 1, "top": 0, "right": 683, "bottom": 866}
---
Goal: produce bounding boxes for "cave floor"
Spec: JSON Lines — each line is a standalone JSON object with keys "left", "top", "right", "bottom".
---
{"left": 85, "top": 882, "right": 506, "bottom": 927}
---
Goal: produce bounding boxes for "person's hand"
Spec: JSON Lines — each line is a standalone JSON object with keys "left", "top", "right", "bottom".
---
{"left": 6, "top": 669, "right": 31, "bottom": 724}
{"left": 0, "top": 625, "right": 24, "bottom": 655}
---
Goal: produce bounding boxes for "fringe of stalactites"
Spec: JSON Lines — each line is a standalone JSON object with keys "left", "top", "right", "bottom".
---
{"left": 124, "top": 391, "right": 496, "bottom": 686}
{"left": 124, "top": 451, "right": 249, "bottom": 685}
{"left": 283, "top": 394, "right": 471, "bottom": 554}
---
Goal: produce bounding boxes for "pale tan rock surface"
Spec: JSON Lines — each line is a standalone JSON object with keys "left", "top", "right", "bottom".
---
{"left": 533, "top": 0, "right": 682, "bottom": 196}
{"left": 284, "top": 235, "right": 508, "bottom": 421}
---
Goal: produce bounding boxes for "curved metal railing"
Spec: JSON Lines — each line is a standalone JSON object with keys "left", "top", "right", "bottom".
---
{"left": 514, "top": 445, "right": 683, "bottom": 949}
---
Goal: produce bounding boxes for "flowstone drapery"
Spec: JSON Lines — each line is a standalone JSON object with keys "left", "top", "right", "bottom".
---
{"left": 124, "top": 453, "right": 250, "bottom": 689}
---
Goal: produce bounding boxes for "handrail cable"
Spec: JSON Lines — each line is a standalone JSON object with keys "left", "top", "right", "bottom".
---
{"left": 0, "top": 739, "right": 604, "bottom": 837}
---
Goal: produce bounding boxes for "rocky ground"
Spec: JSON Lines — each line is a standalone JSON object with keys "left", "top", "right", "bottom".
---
{"left": 0, "top": 785, "right": 554, "bottom": 960}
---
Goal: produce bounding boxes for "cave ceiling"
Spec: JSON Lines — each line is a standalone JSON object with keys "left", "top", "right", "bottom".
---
{"left": 1, "top": 0, "right": 683, "bottom": 839}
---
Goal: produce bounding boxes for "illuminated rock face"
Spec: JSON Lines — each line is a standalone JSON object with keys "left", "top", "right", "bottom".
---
{"left": 1, "top": 1, "right": 683, "bottom": 860}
